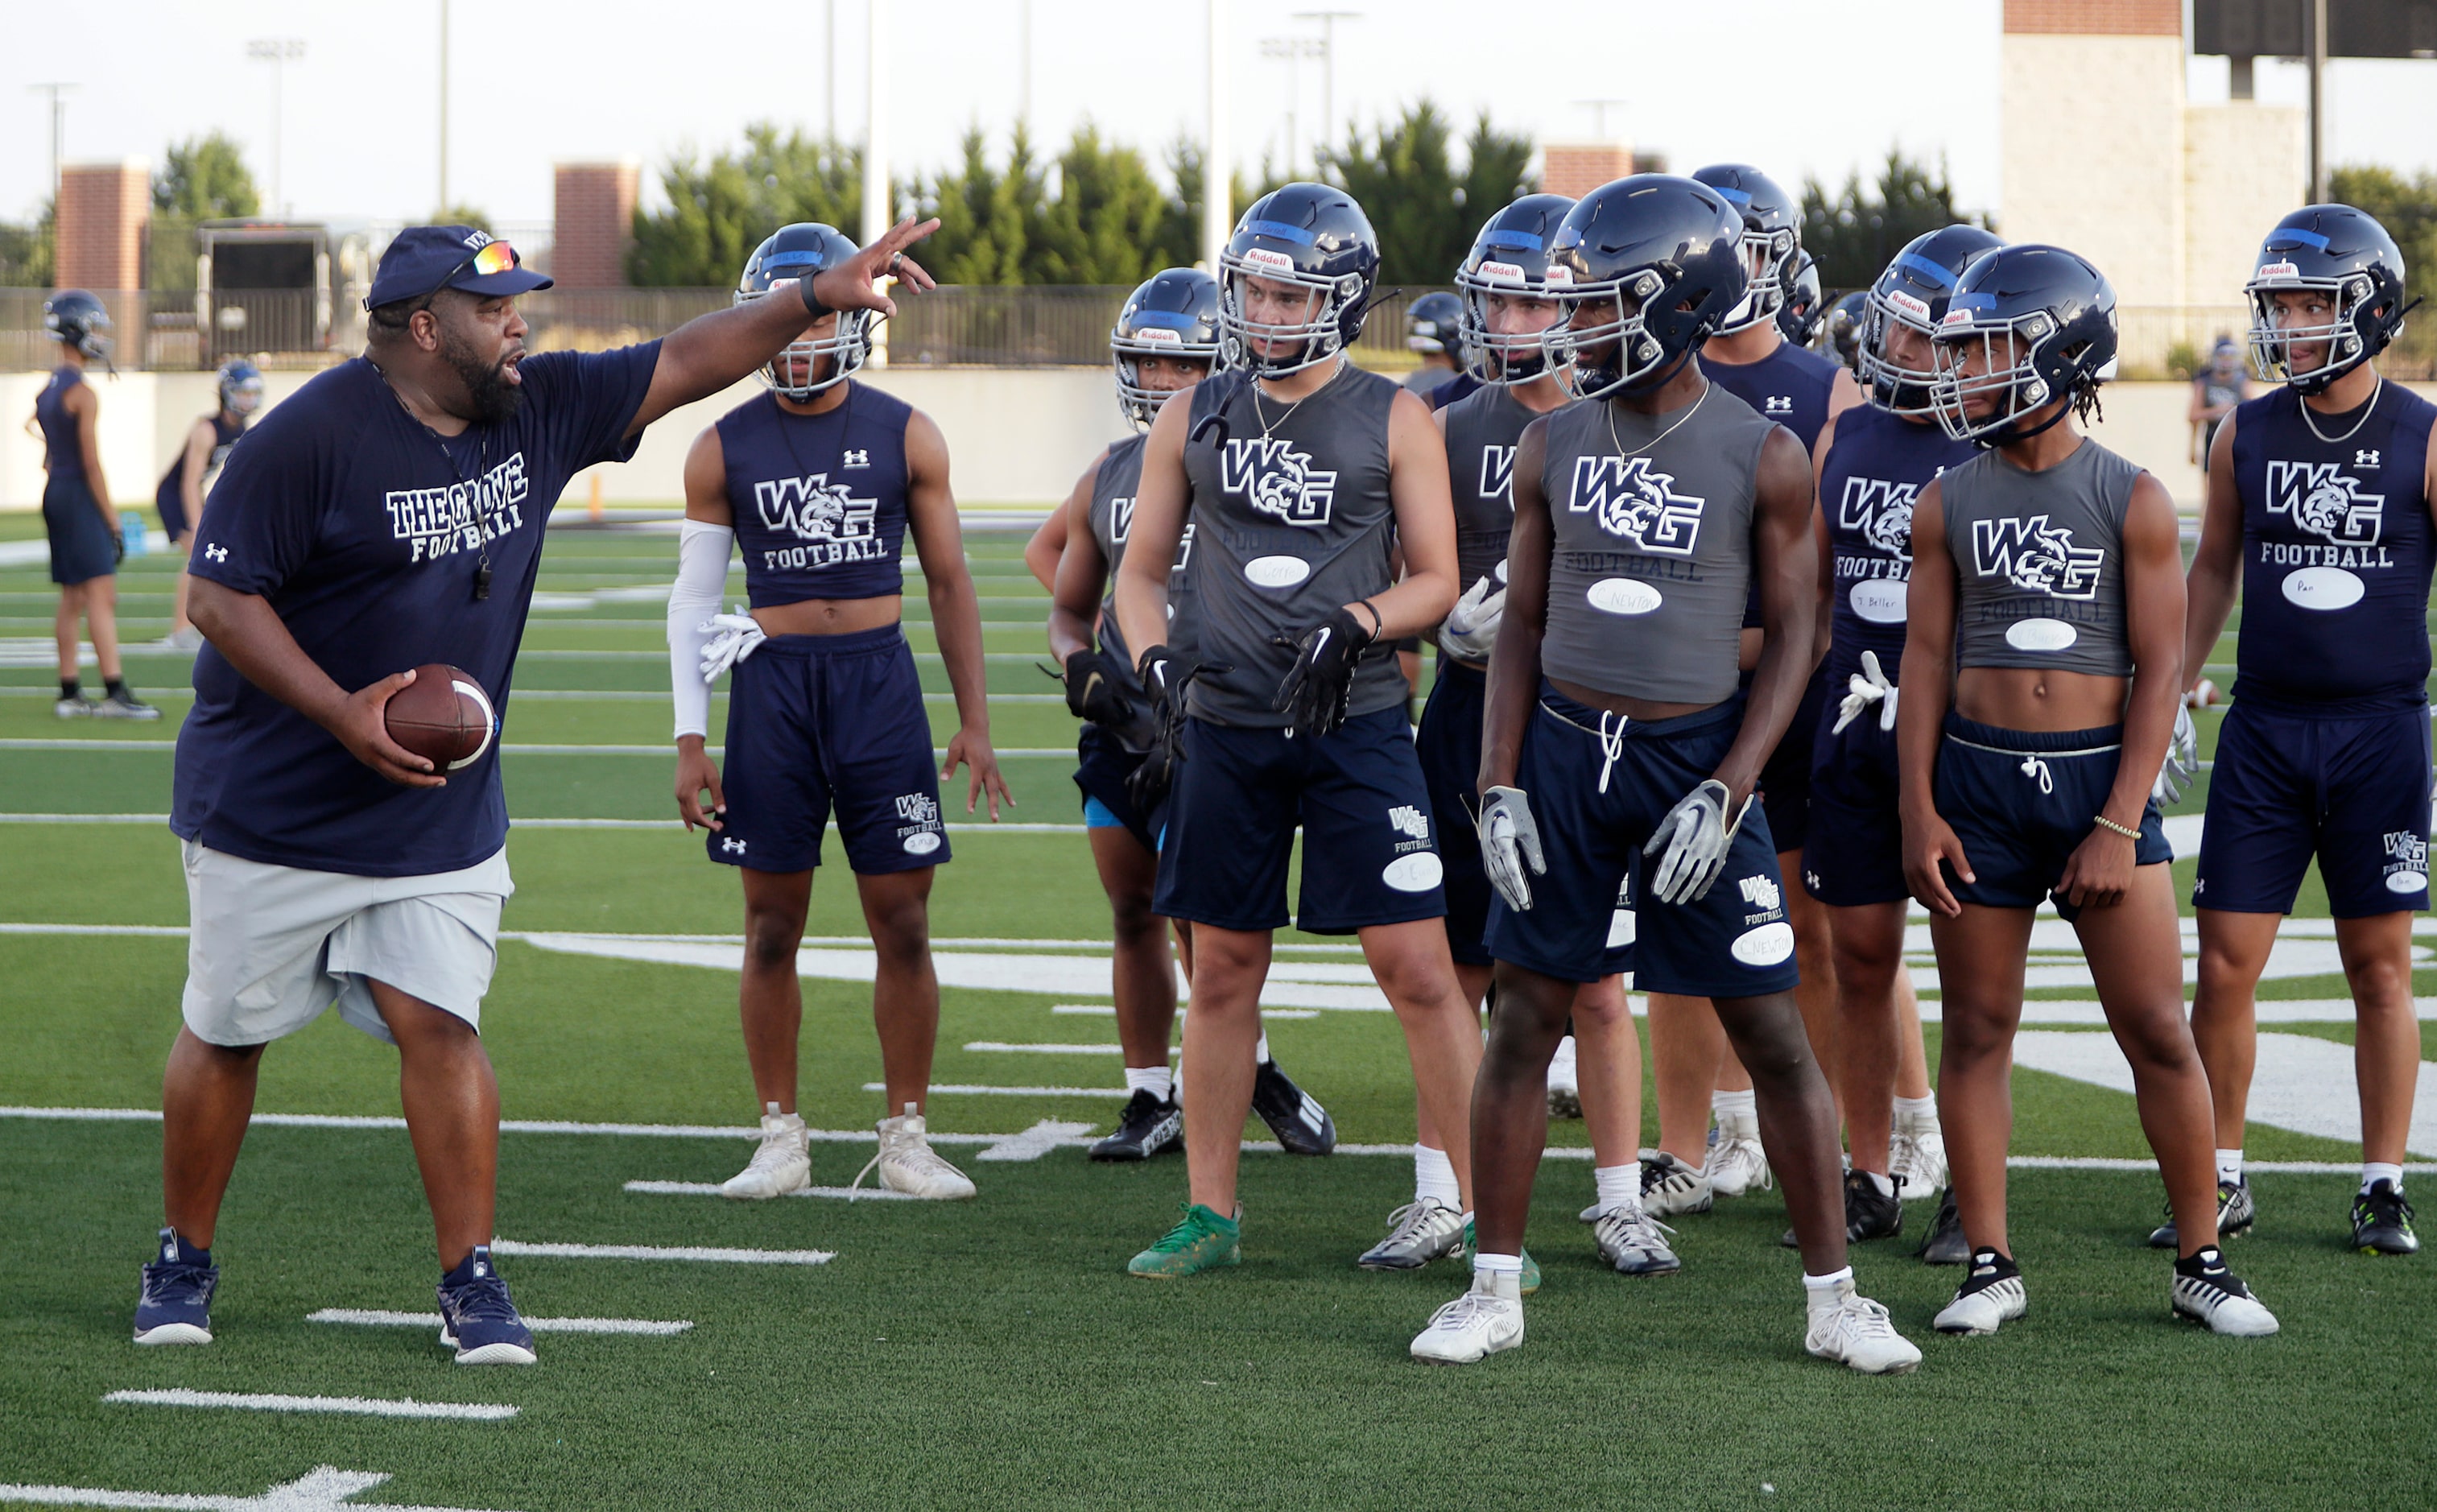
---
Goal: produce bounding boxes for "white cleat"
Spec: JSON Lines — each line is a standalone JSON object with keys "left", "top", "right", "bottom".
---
{"left": 1704, "top": 1113, "right": 1771, "bottom": 1200}
{"left": 1546, "top": 1035, "right": 1581, "bottom": 1119}
{"left": 1891, "top": 1120, "right": 1949, "bottom": 1201}
{"left": 722, "top": 1105, "right": 812, "bottom": 1200}
{"left": 1934, "top": 1261, "right": 2027, "bottom": 1336}
{"left": 1805, "top": 1280, "right": 1923, "bottom": 1375}
{"left": 856, "top": 1103, "right": 977, "bottom": 1200}
{"left": 1639, "top": 1151, "right": 1714, "bottom": 1217}
{"left": 1410, "top": 1272, "right": 1525, "bottom": 1365}
{"left": 2172, "top": 1253, "right": 2280, "bottom": 1336}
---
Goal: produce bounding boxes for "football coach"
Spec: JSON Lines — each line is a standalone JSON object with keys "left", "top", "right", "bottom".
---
{"left": 131, "top": 216, "right": 940, "bottom": 1365}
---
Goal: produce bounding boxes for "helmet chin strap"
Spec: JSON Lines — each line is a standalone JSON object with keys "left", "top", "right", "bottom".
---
{"left": 1619, "top": 342, "right": 1699, "bottom": 399}
{"left": 1980, "top": 390, "right": 2076, "bottom": 449}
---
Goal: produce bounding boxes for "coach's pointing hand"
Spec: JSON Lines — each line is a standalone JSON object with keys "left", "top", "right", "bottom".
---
{"left": 804, "top": 217, "right": 942, "bottom": 321}
{"left": 333, "top": 669, "right": 446, "bottom": 790}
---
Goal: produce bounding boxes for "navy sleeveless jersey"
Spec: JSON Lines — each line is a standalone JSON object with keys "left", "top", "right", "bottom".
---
{"left": 35, "top": 368, "right": 85, "bottom": 481}
{"left": 158, "top": 412, "right": 246, "bottom": 508}
{"left": 1704, "top": 339, "right": 1839, "bottom": 627}
{"left": 718, "top": 382, "right": 915, "bottom": 607}
{"left": 2228, "top": 382, "right": 2437, "bottom": 708}
{"left": 1819, "top": 403, "right": 1977, "bottom": 681}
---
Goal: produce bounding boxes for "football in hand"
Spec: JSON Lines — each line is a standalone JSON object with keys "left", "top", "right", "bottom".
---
{"left": 383, "top": 664, "right": 496, "bottom": 771}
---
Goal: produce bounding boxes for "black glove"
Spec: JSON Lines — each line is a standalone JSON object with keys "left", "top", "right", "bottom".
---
{"left": 1060, "top": 648, "right": 1130, "bottom": 728}
{"left": 1126, "top": 646, "right": 1228, "bottom": 815}
{"left": 1135, "top": 643, "right": 1190, "bottom": 720}
{"left": 1270, "top": 605, "right": 1376, "bottom": 737}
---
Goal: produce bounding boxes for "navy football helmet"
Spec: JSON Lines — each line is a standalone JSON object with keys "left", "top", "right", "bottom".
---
{"left": 1928, "top": 244, "right": 2117, "bottom": 446}
{"left": 1217, "top": 183, "right": 1382, "bottom": 377}
{"left": 1822, "top": 290, "right": 1868, "bottom": 372}
{"left": 43, "top": 289, "right": 112, "bottom": 364}
{"left": 1861, "top": 224, "right": 2005, "bottom": 418}
{"left": 2244, "top": 204, "right": 2414, "bottom": 395}
{"left": 1111, "top": 267, "right": 1221, "bottom": 428}
{"left": 1406, "top": 291, "right": 1464, "bottom": 366}
{"left": 216, "top": 358, "right": 266, "bottom": 417}
{"left": 1690, "top": 164, "right": 1801, "bottom": 337}
{"left": 1776, "top": 250, "right": 1823, "bottom": 346}
{"left": 1453, "top": 193, "right": 1575, "bottom": 385}
{"left": 1543, "top": 175, "right": 1747, "bottom": 402}
{"left": 736, "top": 223, "right": 871, "bottom": 399}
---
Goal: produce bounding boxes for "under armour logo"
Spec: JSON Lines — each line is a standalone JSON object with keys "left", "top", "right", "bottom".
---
{"left": 1764, "top": 395, "right": 1794, "bottom": 415}
{"left": 721, "top": 837, "right": 746, "bottom": 853}
{"left": 843, "top": 448, "right": 870, "bottom": 468}
{"left": 203, "top": 543, "right": 228, "bottom": 562}
{"left": 2357, "top": 448, "right": 2381, "bottom": 469}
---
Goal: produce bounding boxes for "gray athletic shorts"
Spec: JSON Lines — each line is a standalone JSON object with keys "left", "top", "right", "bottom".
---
{"left": 180, "top": 841, "right": 514, "bottom": 1048}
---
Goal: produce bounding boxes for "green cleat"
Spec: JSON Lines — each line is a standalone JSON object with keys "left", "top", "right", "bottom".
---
{"left": 1460, "top": 1218, "right": 1540, "bottom": 1296}
{"left": 1128, "top": 1203, "right": 1241, "bottom": 1278}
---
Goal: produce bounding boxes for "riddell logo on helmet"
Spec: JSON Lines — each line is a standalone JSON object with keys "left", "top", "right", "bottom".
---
{"left": 1241, "top": 247, "right": 1296, "bottom": 275}
{"left": 1939, "top": 308, "right": 1973, "bottom": 328}
{"left": 1131, "top": 327, "right": 1182, "bottom": 345}
{"left": 2257, "top": 262, "right": 2300, "bottom": 280}
{"left": 1542, "top": 265, "right": 1573, "bottom": 286}
{"left": 1886, "top": 290, "right": 1931, "bottom": 321}
{"left": 1477, "top": 260, "right": 1527, "bottom": 283}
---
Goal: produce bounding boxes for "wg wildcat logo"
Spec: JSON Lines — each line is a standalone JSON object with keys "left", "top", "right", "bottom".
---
{"left": 1111, "top": 497, "right": 1135, "bottom": 543}
{"left": 1837, "top": 477, "right": 1921, "bottom": 560}
{"left": 1479, "top": 444, "right": 1516, "bottom": 506}
{"left": 755, "top": 473, "right": 878, "bottom": 544}
{"left": 1970, "top": 515, "right": 2104, "bottom": 599}
{"left": 1221, "top": 438, "right": 1338, "bottom": 527}
{"left": 1568, "top": 456, "right": 1705, "bottom": 556}
{"left": 2266, "top": 460, "right": 2383, "bottom": 547}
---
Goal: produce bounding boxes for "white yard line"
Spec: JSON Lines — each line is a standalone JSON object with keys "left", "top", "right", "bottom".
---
{"left": 0, "top": 1465, "right": 523, "bottom": 1511}
{"left": 489, "top": 1238, "right": 833, "bottom": 1266}
{"left": 622, "top": 1180, "right": 923, "bottom": 1202}
{"left": 963, "top": 1042, "right": 1178, "bottom": 1056}
{"left": 103, "top": 1389, "right": 517, "bottom": 1422}
{"left": 876, "top": 1082, "right": 1131, "bottom": 1098}
{"left": 2014, "top": 1030, "right": 2437, "bottom": 1157}
{"left": 0, "top": 815, "right": 1089, "bottom": 833}
{"left": 304, "top": 1308, "right": 692, "bottom": 1335}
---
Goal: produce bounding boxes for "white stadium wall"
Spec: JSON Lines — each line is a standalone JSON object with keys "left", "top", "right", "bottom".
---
{"left": 2001, "top": 31, "right": 2190, "bottom": 310}
{"left": 2183, "top": 102, "right": 2309, "bottom": 310}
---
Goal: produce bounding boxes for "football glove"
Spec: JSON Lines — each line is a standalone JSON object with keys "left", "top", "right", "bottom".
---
{"left": 1270, "top": 605, "right": 1376, "bottom": 737}
{"left": 1439, "top": 573, "right": 1506, "bottom": 662}
{"left": 2153, "top": 700, "right": 2199, "bottom": 807}
{"left": 1643, "top": 779, "right": 1753, "bottom": 906}
{"left": 1126, "top": 648, "right": 1227, "bottom": 815}
{"left": 1832, "top": 648, "right": 1898, "bottom": 735}
{"left": 698, "top": 613, "right": 766, "bottom": 683}
{"left": 1060, "top": 648, "right": 1130, "bottom": 728}
{"left": 1477, "top": 785, "right": 1547, "bottom": 912}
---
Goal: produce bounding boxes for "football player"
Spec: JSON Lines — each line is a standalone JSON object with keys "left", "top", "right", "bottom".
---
{"left": 156, "top": 359, "right": 266, "bottom": 650}
{"left": 1404, "top": 291, "right": 1465, "bottom": 398}
{"left": 1036, "top": 267, "right": 1335, "bottom": 1162}
{"left": 669, "top": 224, "right": 1010, "bottom": 1205}
{"left": 1112, "top": 184, "right": 1479, "bottom": 1279}
{"left": 2179, "top": 205, "right": 2433, "bottom": 1257}
{"left": 33, "top": 291, "right": 154, "bottom": 720}
{"left": 1900, "top": 243, "right": 2277, "bottom": 1337}
{"left": 1413, "top": 176, "right": 1917, "bottom": 1373}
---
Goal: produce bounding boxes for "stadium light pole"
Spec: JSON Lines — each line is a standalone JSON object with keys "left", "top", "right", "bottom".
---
{"left": 1259, "top": 36, "right": 1324, "bottom": 176}
{"left": 827, "top": 0, "right": 837, "bottom": 143}
{"left": 437, "top": 0, "right": 450, "bottom": 215}
{"left": 27, "top": 83, "right": 75, "bottom": 205}
{"left": 2307, "top": 0, "right": 2327, "bottom": 204}
{"left": 1204, "top": 0, "right": 1231, "bottom": 271}
{"left": 246, "top": 38, "right": 306, "bottom": 217}
{"left": 1291, "top": 10, "right": 1358, "bottom": 165}
{"left": 864, "top": 0, "right": 890, "bottom": 366}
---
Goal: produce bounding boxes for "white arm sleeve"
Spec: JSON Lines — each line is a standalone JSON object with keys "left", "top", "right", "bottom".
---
{"left": 667, "top": 520, "right": 734, "bottom": 740}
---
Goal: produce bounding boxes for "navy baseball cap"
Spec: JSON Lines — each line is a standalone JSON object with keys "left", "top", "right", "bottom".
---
{"left": 365, "top": 225, "right": 553, "bottom": 311}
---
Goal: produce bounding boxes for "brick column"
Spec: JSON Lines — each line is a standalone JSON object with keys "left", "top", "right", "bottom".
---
{"left": 56, "top": 159, "right": 151, "bottom": 291}
{"left": 551, "top": 161, "right": 640, "bottom": 289}
{"left": 1541, "top": 142, "right": 1634, "bottom": 201}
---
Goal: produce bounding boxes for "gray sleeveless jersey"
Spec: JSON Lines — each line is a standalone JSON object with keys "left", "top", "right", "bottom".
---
{"left": 1942, "top": 439, "right": 2142, "bottom": 677}
{"left": 1179, "top": 363, "right": 1404, "bottom": 726}
{"left": 1088, "top": 433, "right": 1200, "bottom": 671}
{"left": 1539, "top": 382, "right": 1778, "bottom": 704}
{"left": 1439, "top": 382, "right": 1535, "bottom": 594}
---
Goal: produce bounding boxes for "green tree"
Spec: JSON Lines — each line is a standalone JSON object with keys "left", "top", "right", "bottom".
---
{"left": 2330, "top": 165, "right": 2437, "bottom": 378}
{"left": 1026, "top": 125, "right": 1188, "bottom": 284}
{"left": 628, "top": 124, "right": 861, "bottom": 287}
{"left": 153, "top": 133, "right": 260, "bottom": 221}
{"left": 432, "top": 206, "right": 495, "bottom": 234}
{"left": 0, "top": 200, "right": 55, "bottom": 287}
{"left": 1801, "top": 150, "right": 1981, "bottom": 292}
{"left": 915, "top": 126, "right": 1040, "bottom": 287}
{"left": 1322, "top": 101, "right": 1534, "bottom": 286}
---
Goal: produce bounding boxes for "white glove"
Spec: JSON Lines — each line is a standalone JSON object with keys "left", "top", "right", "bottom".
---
{"left": 1643, "top": 779, "right": 1753, "bottom": 906}
{"left": 1832, "top": 648, "right": 1899, "bottom": 735}
{"left": 1439, "top": 573, "right": 1506, "bottom": 662}
{"left": 699, "top": 612, "right": 766, "bottom": 684}
{"left": 1477, "top": 784, "right": 1547, "bottom": 912}
{"left": 2153, "top": 700, "right": 2198, "bottom": 807}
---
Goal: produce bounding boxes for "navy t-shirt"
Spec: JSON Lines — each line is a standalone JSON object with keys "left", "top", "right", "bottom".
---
{"left": 172, "top": 344, "right": 662, "bottom": 876}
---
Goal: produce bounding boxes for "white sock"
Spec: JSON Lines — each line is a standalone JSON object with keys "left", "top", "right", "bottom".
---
{"left": 1803, "top": 1265, "right": 1854, "bottom": 1312}
{"left": 2216, "top": 1147, "right": 2244, "bottom": 1185}
{"left": 1894, "top": 1094, "right": 1937, "bottom": 1129}
{"left": 1471, "top": 1250, "right": 1524, "bottom": 1276}
{"left": 2363, "top": 1161, "right": 2405, "bottom": 1195}
{"left": 1860, "top": 1170, "right": 1895, "bottom": 1199}
{"left": 1254, "top": 1031, "right": 1272, "bottom": 1066}
{"left": 1592, "top": 1164, "right": 1641, "bottom": 1216}
{"left": 1712, "top": 1089, "right": 1757, "bottom": 1128}
{"left": 1124, "top": 1064, "right": 1173, "bottom": 1103}
{"left": 1414, "top": 1144, "right": 1460, "bottom": 1208}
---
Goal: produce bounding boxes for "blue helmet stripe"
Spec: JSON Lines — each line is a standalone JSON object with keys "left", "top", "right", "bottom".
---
{"left": 2274, "top": 225, "right": 2332, "bottom": 251}
{"left": 1482, "top": 229, "right": 1544, "bottom": 250}
{"left": 1711, "top": 184, "right": 1752, "bottom": 209}
{"left": 1244, "top": 217, "right": 1317, "bottom": 246}
{"left": 1893, "top": 250, "right": 1958, "bottom": 290}
{"left": 762, "top": 251, "right": 825, "bottom": 269}
{"left": 1127, "top": 310, "right": 1200, "bottom": 329}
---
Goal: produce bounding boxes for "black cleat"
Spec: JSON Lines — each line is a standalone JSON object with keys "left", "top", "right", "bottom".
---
{"left": 1250, "top": 1058, "right": 1335, "bottom": 1155}
{"left": 1782, "top": 1169, "right": 1905, "bottom": 1247}
{"left": 1917, "top": 1186, "right": 1968, "bottom": 1265}
{"left": 2148, "top": 1177, "right": 2253, "bottom": 1250}
{"left": 2352, "top": 1179, "right": 2419, "bottom": 1255}
{"left": 1089, "top": 1089, "right": 1183, "bottom": 1162}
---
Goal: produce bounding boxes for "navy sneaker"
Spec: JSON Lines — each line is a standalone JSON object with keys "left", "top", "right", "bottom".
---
{"left": 1250, "top": 1059, "right": 1336, "bottom": 1155}
{"left": 134, "top": 1228, "right": 217, "bottom": 1345}
{"left": 436, "top": 1246, "right": 536, "bottom": 1365}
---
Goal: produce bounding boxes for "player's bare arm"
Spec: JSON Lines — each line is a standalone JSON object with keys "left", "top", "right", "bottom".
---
{"left": 2180, "top": 414, "right": 2244, "bottom": 692}
{"left": 185, "top": 580, "right": 442, "bottom": 790}
{"left": 1897, "top": 478, "right": 1968, "bottom": 916}
{"left": 1713, "top": 425, "right": 1820, "bottom": 808}
{"left": 2056, "top": 473, "right": 2184, "bottom": 910}
{"left": 1371, "top": 387, "right": 1461, "bottom": 637}
{"left": 907, "top": 407, "right": 1011, "bottom": 820}
{"left": 179, "top": 417, "right": 216, "bottom": 531}
{"left": 672, "top": 425, "right": 732, "bottom": 831}
{"left": 628, "top": 216, "right": 941, "bottom": 438}
{"left": 1047, "top": 456, "right": 1109, "bottom": 665}
{"left": 1110, "top": 381, "right": 1195, "bottom": 663}
{"left": 1478, "top": 415, "right": 1551, "bottom": 795}
{"left": 1024, "top": 480, "right": 1077, "bottom": 593}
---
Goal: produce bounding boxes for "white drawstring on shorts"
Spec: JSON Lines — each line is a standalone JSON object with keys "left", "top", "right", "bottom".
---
{"left": 1596, "top": 710, "right": 1627, "bottom": 795}
{"left": 2019, "top": 755, "right": 2054, "bottom": 794}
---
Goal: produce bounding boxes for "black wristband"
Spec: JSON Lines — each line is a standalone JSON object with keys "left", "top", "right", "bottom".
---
{"left": 799, "top": 276, "right": 832, "bottom": 324}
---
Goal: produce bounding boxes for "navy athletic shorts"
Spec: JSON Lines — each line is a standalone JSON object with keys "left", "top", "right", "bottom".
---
{"left": 711, "top": 625, "right": 949, "bottom": 875}
{"left": 1803, "top": 680, "right": 1907, "bottom": 907}
{"left": 1154, "top": 704, "right": 1446, "bottom": 934}
{"left": 1753, "top": 663, "right": 1830, "bottom": 853}
{"left": 1485, "top": 684, "right": 1795, "bottom": 996}
{"left": 2195, "top": 694, "right": 2431, "bottom": 917}
{"left": 1931, "top": 712, "right": 2171, "bottom": 921}
{"left": 1073, "top": 721, "right": 1164, "bottom": 855}
{"left": 43, "top": 477, "right": 117, "bottom": 586}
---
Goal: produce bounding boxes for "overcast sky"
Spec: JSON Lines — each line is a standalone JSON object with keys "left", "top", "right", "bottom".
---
{"left": 8, "top": 0, "right": 2435, "bottom": 237}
